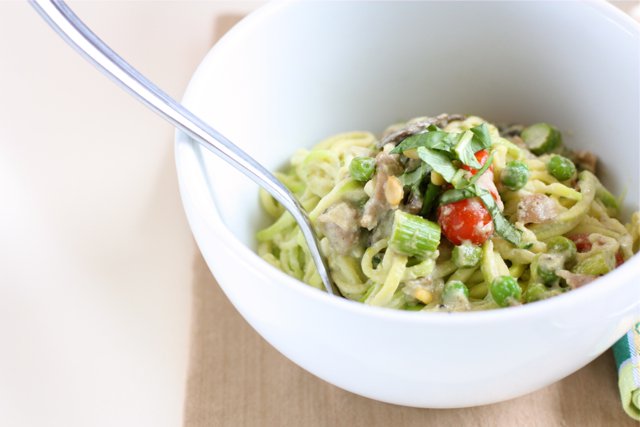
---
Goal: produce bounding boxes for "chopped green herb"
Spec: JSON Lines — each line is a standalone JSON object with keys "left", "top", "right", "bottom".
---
{"left": 451, "top": 168, "right": 471, "bottom": 189}
{"left": 475, "top": 187, "right": 521, "bottom": 246}
{"left": 416, "top": 146, "right": 457, "bottom": 182}
{"left": 421, "top": 182, "right": 441, "bottom": 216}
{"left": 454, "top": 130, "right": 482, "bottom": 169}
{"left": 390, "top": 129, "right": 455, "bottom": 154}
{"left": 469, "top": 123, "right": 493, "bottom": 152}
{"left": 392, "top": 123, "right": 491, "bottom": 166}
{"left": 468, "top": 150, "right": 495, "bottom": 186}
{"left": 439, "top": 187, "right": 478, "bottom": 205}
{"left": 399, "top": 163, "right": 430, "bottom": 191}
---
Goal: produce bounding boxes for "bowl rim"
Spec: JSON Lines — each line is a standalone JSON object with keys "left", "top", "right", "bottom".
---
{"left": 175, "top": 0, "right": 640, "bottom": 326}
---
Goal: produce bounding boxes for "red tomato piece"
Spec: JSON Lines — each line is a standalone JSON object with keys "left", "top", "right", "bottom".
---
{"left": 436, "top": 150, "right": 502, "bottom": 245}
{"left": 569, "top": 233, "right": 592, "bottom": 253}
{"left": 462, "top": 149, "right": 493, "bottom": 175}
{"left": 570, "top": 233, "right": 624, "bottom": 267}
{"left": 437, "top": 197, "right": 494, "bottom": 245}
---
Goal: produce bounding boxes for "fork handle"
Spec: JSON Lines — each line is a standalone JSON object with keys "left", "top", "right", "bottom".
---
{"left": 29, "top": 0, "right": 339, "bottom": 296}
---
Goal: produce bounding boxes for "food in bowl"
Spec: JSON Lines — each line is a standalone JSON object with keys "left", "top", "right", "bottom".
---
{"left": 177, "top": 0, "right": 639, "bottom": 408}
{"left": 258, "top": 114, "right": 640, "bottom": 310}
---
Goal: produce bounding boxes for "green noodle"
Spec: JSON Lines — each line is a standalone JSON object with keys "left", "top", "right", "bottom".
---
{"left": 257, "top": 117, "right": 639, "bottom": 311}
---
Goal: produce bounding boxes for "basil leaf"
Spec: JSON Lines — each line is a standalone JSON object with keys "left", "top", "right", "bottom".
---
{"left": 421, "top": 182, "right": 441, "bottom": 216}
{"left": 399, "top": 163, "right": 430, "bottom": 190}
{"left": 416, "top": 147, "right": 457, "bottom": 182}
{"left": 475, "top": 187, "right": 521, "bottom": 246}
{"left": 454, "top": 130, "right": 482, "bottom": 169}
{"left": 451, "top": 168, "right": 471, "bottom": 189}
{"left": 439, "top": 186, "right": 478, "bottom": 205}
{"left": 468, "top": 150, "right": 495, "bottom": 186}
{"left": 391, "top": 130, "right": 456, "bottom": 154}
{"left": 469, "top": 123, "right": 493, "bottom": 152}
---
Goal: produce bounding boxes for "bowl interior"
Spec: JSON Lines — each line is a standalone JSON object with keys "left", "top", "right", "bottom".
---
{"left": 182, "top": 0, "right": 639, "bottom": 248}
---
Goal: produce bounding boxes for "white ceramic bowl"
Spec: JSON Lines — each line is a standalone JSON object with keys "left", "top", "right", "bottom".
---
{"left": 176, "top": 1, "right": 640, "bottom": 408}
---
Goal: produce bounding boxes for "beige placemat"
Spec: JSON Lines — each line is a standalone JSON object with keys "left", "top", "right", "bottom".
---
{"left": 183, "top": 253, "right": 635, "bottom": 427}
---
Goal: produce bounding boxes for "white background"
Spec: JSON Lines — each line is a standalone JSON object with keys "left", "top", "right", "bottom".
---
{"left": 0, "top": 2, "right": 261, "bottom": 426}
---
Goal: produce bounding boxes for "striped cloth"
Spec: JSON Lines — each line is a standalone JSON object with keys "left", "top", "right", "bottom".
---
{"left": 613, "top": 322, "right": 640, "bottom": 420}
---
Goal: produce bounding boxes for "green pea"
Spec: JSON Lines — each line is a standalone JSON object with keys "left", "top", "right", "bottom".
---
{"left": 452, "top": 243, "right": 482, "bottom": 268}
{"left": 547, "top": 155, "right": 576, "bottom": 181}
{"left": 500, "top": 160, "right": 529, "bottom": 191}
{"left": 349, "top": 156, "right": 376, "bottom": 182}
{"left": 534, "top": 253, "right": 564, "bottom": 286}
{"left": 443, "top": 280, "right": 470, "bottom": 300}
{"left": 490, "top": 276, "right": 522, "bottom": 307}
{"left": 525, "top": 283, "right": 547, "bottom": 303}
{"left": 442, "top": 280, "right": 470, "bottom": 309}
{"left": 537, "top": 263, "right": 558, "bottom": 286}
{"left": 546, "top": 236, "right": 577, "bottom": 263}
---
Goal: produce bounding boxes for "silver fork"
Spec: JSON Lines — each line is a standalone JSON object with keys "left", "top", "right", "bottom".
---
{"left": 30, "top": 0, "right": 340, "bottom": 296}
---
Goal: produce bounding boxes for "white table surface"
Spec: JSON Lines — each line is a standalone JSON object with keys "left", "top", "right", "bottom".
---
{"left": 0, "top": 2, "right": 261, "bottom": 426}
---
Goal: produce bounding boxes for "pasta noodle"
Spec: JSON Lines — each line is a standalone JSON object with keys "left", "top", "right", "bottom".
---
{"left": 257, "top": 116, "right": 639, "bottom": 311}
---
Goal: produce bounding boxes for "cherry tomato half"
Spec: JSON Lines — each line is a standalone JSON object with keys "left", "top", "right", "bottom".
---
{"left": 437, "top": 197, "right": 494, "bottom": 245}
{"left": 437, "top": 150, "right": 505, "bottom": 245}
